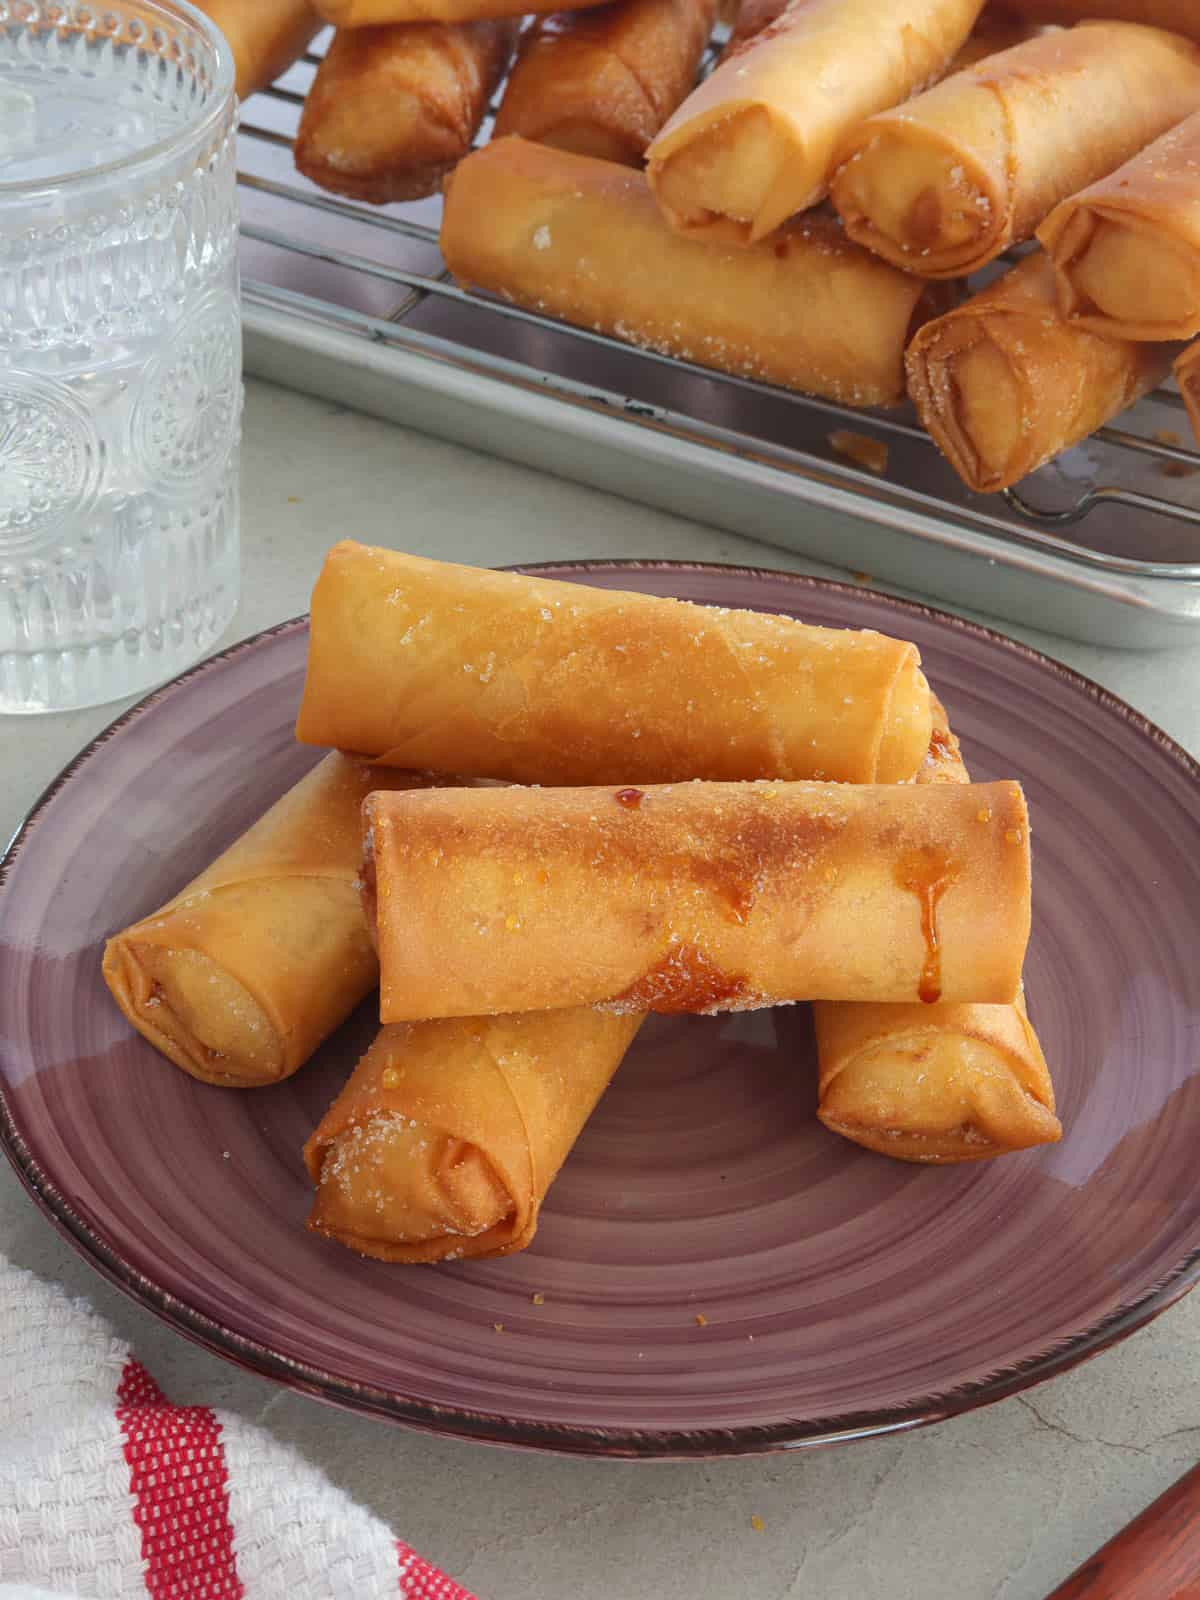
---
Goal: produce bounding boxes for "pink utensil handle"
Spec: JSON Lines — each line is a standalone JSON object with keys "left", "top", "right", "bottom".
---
{"left": 1046, "top": 1460, "right": 1200, "bottom": 1599}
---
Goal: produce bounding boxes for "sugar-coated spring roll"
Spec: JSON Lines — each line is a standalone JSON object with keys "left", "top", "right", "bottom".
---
{"left": 644, "top": 0, "right": 986, "bottom": 247}
{"left": 814, "top": 703, "right": 1060, "bottom": 1164}
{"left": 1037, "top": 113, "right": 1200, "bottom": 342}
{"left": 102, "top": 756, "right": 442, "bottom": 1087}
{"left": 831, "top": 24, "right": 1200, "bottom": 280}
{"left": 492, "top": 0, "right": 720, "bottom": 167}
{"left": 363, "top": 780, "right": 1032, "bottom": 1019}
{"left": 313, "top": 0, "right": 608, "bottom": 24}
{"left": 305, "top": 1009, "right": 643, "bottom": 1261}
{"left": 906, "top": 253, "right": 1176, "bottom": 493}
{"left": 297, "top": 543, "right": 934, "bottom": 786}
{"left": 194, "top": 0, "right": 322, "bottom": 100}
{"left": 986, "top": 0, "right": 1200, "bottom": 42}
{"left": 294, "top": 21, "right": 516, "bottom": 202}
{"left": 440, "top": 138, "right": 955, "bottom": 407}
{"left": 1176, "top": 341, "right": 1200, "bottom": 444}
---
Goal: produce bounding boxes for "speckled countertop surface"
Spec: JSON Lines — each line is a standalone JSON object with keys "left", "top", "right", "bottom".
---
{"left": 4, "top": 377, "right": 1200, "bottom": 1600}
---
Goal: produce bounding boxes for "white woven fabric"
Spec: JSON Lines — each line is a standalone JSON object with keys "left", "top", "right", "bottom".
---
{"left": 0, "top": 1256, "right": 473, "bottom": 1600}
{"left": 0, "top": 1267, "right": 144, "bottom": 1599}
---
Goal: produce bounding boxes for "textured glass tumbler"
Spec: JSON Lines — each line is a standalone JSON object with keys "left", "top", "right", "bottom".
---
{"left": 0, "top": 0, "right": 240, "bottom": 713}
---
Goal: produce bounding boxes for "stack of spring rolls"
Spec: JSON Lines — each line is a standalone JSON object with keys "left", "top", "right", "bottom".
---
{"left": 103, "top": 543, "right": 1060, "bottom": 1268}
{"left": 262, "top": 0, "right": 1200, "bottom": 484}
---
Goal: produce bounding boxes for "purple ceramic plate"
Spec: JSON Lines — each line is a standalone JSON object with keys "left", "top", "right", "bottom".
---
{"left": 4, "top": 562, "right": 1200, "bottom": 1459}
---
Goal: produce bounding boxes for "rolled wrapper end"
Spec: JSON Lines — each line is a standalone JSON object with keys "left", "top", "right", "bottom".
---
{"left": 832, "top": 123, "right": 1001, "bottom": 278}
{"left": 905, "top": 312, "right": 1013, "bottom": 493}
{"left": 1038, "top": 149, "right": 1200, "bottom": 342}
{"left": 304, "top": 1010, "right": 644, "bottom": 1261}
{"left": 102, "top": 937, "right": 284, "bottom": 1087}
{"left": 815, "top": 991, "right": 1061, "bottom": 1163}
{"left": 307, "top": 1116, "right": 516, "bottom": 1263}
{"left": 647, "top": 102, "right": 810, "bottom": 246}
{"left": 905, "top": 254, "right": 1176, "bottom": 493}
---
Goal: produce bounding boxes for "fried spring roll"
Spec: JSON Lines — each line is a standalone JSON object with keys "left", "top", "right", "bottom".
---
{"left": 314, "top": 0, "right": 608, "bottom": 24}
{"left": 1175, "top": 341, "right": 1200, "bottom": 444}
{"left": 297, "top": 543, "right": 934, "bottom": 786}
{"left": 440, "top": 138, "right": 954, "bottom": 406}
{"left": 986, "top": 0, "right": 1200, "bottom": 42}
{"left": 644, "top": 0, "right": 985, "bottom": 247}
{"left": 102, "top": 756, "right": 441, "bottom": 1087}
{"left": 363, "top": 780, "right": 1032, "bottom": 1019}
{"left": 1037, "top": 113, "right": 1200, "bottom": 342}
{"left": 906, "top": 253, "right": 1176, "bottom": 493}
{"left": 294, "top": 21, "right": 516, "bottom": 202}
{"left": 814, "top": 703, "right": 1060, "bottom": 1164}
{"left": 195, "top": 0, "right": 322, "bottom": 100}
{"left": 305, "top": 1009, "right": 643, "bottom": 1261}
{"left": 831, "top": 24, "right": 1200, "bottom": 279}
{"left": 493, "top": 0, "right": 720, "bottom": 166}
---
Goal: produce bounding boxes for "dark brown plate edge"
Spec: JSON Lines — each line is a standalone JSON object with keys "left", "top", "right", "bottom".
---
{"left": 1, "top": 560, "right": 1198, "bottom": 1460}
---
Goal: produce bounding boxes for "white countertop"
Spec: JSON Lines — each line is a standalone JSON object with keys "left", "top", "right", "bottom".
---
{"left": 5, "top": 376, "right": 1200, "bottom": 1600}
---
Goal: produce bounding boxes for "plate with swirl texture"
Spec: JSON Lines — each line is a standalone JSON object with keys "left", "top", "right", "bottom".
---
{"left": 3, "top": 560, "right": 1200, "bottom": 1457}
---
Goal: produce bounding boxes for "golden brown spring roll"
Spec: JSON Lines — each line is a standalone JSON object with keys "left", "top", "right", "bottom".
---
{"left": 363, "top": 779, "right": 1032, "bottom": 1019}
{"left": 195, "top": 0, "right": 322, "bottom": 100}
{"left": 814, "top": 703, "right": 1060, "bottom": 1164}
{"left": 102, "top": 756, "right": 441, "bottom": 1087}
{"left": 986, "top": 0, "right": 1200, "bottom": 42}
{"left": 1038, "top": 112, "right": 1200, "bottom": 341}
{"left": 293, "top": 21, "right": 515, "bottom": 202}
{"left": 440, "top": 138, "right": 954, "bottom": 407}
{"left": 305, "top": 1009, "right": 643, "bottom": 1261}
{"left": 297, "top": 543, "right": 933, "bottom": 786}
{"left": 831, "top": 24, "right": 1200, "bottom": 279}
{"left": 314, "top": 0, "right": 608, "bottom": 24}
{"left": 906, "top": 253, "right": 1176, "bottom": 493}
{"left": 492, "top": 0, "right": 720, "bottom": 167}
{"left": 643, "top": 0, "right": 985, "bottom": 247}
{"left": 1175, "top": 341, "right": 1200, "bottom": 444}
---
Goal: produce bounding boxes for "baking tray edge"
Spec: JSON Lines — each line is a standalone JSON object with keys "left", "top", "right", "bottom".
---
{"left": 242, "top": 288, "right": 1200, "bottom": 649}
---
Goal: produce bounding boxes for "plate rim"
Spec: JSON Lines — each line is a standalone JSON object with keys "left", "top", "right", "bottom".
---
{"left": 3, "top": 557, "right": 1200, "bottom": 1459}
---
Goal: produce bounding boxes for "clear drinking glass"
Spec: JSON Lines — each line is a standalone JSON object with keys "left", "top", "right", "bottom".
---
{"left": 0, "top": 0, "right": 240, "bottom": 714}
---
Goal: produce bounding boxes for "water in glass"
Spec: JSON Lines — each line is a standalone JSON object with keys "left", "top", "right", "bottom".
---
{"left": 0, "top": 0, "right": 240, "bottom": 713}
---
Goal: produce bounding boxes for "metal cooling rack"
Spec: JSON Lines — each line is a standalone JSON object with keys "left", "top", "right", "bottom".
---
{"left": 233, "top": 34, "right": 1200, "bottom": 645}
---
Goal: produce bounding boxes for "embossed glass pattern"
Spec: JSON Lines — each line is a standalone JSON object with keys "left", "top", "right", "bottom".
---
{"left": 0, "top": 0, "right": 240, "bottom": 713}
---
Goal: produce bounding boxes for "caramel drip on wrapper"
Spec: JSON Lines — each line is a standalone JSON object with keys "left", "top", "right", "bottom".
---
{"left": 611, "top": 943, "right": 755, "bottom": 1013}
{"left": 898, "top": 848, "right": 961, "bottom": 1005}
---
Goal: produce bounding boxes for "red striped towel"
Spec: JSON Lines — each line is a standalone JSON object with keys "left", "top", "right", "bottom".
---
{"left": 0, "top": 1257, "right": 476, "bottom": 1600}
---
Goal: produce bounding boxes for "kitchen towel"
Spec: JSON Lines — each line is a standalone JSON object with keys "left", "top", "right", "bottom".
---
{"left": 0, "top": 1254, "right": 476, "bottom": 1600}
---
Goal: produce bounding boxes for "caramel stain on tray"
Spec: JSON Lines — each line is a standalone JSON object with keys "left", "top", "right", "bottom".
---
{"left": 897, "top": 847, "right": 960, "bottom": 1005}
{"left": 828, "top": 429, "right": 889, "bottom": 476}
